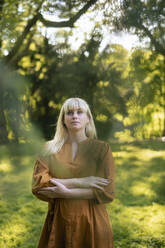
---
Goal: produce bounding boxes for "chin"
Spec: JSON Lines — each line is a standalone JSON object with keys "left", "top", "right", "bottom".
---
{"left": 71, "top": 127, "right": 81, "bottom": 130}
{"left": 70, "top": 126, "right": 82, "bottom": 131}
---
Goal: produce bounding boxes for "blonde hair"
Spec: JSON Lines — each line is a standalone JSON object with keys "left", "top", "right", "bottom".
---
{"left": 43, "top": 97, "right": 97, "bottom": 155}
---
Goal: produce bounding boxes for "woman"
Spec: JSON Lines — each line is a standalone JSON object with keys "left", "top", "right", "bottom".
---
{"left": 32, "top": 97, "right": 115, "bottom": 248}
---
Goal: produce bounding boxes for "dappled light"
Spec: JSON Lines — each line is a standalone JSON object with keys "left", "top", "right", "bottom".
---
{"left": 0, "top": 160, "right": 13, "bottom": 173}
{"left": 0, "top": 140, "right": 165, "bottom": 247}
{"left": 130, "top": 181, "right": 156, "bottom": 198}
{"left": 0, "top": 0, "right": 165, "bottom": 247}
{"left": 106, "top": 141, "right": 165, "bottom": 247}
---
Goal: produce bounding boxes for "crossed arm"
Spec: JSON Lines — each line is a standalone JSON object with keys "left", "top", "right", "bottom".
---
{"left": 37, "top": 177, "right": 109, "bottom": 200}
{"left": 32, "top": 143, "right": 115, "bottom": 203}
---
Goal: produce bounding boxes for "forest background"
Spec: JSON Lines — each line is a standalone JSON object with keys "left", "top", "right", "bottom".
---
{"left": 0, "top": 0, "right": 165, "bottom": 247}
{"left": 0, "top": 0, "right": 165, "bottom": 144}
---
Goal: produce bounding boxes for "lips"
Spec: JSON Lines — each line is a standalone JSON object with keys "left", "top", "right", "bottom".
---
{"left": 71, "top": 122, "right": 80, "bottom": 124}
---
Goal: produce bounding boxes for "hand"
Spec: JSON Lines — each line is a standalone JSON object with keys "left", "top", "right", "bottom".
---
{"left": 49, "top": 178, "right": 76, "bottom": 188}
{"left": 38, "top": 181, "right": 70, "bottom": 198}
{"left": 77, "top": 176, "right": 109, "bottom": 191}
{"left": 49, "top": 177, "right": 109, "bottom": 191}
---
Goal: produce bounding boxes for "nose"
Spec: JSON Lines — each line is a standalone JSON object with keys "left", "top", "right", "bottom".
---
{"left": 72, "top": 111, "right": 78, "bottom": 118}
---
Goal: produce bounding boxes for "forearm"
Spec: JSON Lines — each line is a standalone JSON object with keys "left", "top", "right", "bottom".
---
{"left": 51, "top": 176, "right": 108, "bottom": 190}
{"left": 64, "top": 188, "right": 95, "bottom": 200}
{"left": 38, "top": 186, "right": 95, "bottom": 200}
{"left": 39, "top": 176, "right": 109, "bottom": 200}
{"left": 53, "top": 178, "right": 79, "bottom": 188}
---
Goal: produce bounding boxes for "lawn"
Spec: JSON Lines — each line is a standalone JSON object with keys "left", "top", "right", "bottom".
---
{"left": 0, "top": 140, "right": 165, "bottom": 248}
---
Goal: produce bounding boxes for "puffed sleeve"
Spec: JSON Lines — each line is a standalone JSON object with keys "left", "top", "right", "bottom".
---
{"left": 93, "top": 142, "right": 115, "bottom": 204}
{"left": 32, "top": 155, "right": 54, "bottom": 202}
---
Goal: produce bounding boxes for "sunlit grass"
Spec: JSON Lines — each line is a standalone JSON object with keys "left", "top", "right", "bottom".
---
{"left": 130, "top": 181, "right": 156, "bottom": 198}
{"left": 0, "top": 150, "right": 46, "bottom": 248}
{"left": 0, "top": 160, "right": 13, "bottom": 173}
{"left": 0, "top": 140, "right": 164, "bottom": 247}
{"left": 107, "top": 140, "right": 165, "bottom": 248}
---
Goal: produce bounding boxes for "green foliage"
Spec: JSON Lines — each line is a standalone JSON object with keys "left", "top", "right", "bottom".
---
{"left": 126, "top": 50, "right": 165, "bottom": 139}
{"left": 0, "top": 61, "right": 27, "bottom": 144}
{"left": 110, "top": 47, "right": 165, "bottom": 141}
{"left": 0, "top": 0, "right": 164, "bottom": 144}
{"left": 0, "top": 0, "right": 100, "bottom": 61}
{"left": 110, "top": 0, "right": 165, "bottom": 56}
{"left": 0, "top": 141, "right": 165, "bottom": 247}
{"left": 20, "top": 33, "right": 130, "bottom": 140}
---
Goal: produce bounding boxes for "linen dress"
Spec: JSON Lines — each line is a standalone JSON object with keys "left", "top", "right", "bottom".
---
{"left": 32, "top": 138, "right": 115, "bottom": 248}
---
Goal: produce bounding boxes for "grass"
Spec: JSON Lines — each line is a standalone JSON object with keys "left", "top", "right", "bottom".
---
{"left": 108, "top": 140, "right": 165, "bottom": 248}
{"left": 0, "top": 140, "right": 165, "bottom": 248}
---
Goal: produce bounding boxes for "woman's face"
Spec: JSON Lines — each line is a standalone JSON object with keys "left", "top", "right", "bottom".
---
{"left": 63, "top": 108, "right": 89, "bottom": 132}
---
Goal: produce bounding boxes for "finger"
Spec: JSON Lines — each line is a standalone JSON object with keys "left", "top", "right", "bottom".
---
{"left": 94, "top": 177, "right": 108, "bottom": 182}
{"left": 98, "top": 178, "right": 109, "bottom": 182}
{"left": 95, "top": 176, "right": 106, "bottom": 179}
{"left": 92, "top": 184, "right": 104, "bottom": 191}
{"left": 52, "top": 180, "right": 64, "bottom": 187}
{"left": 94, "top": 180, "right": 109, "bottom": 186}
{"left": 95, "top": 182, "right": 109, "bottom": 186}
{"left": 49, "top": 179, "right": 57, "bottom": 185}
{"left": 91, "top": 177, "right": 109, "bottom": 184}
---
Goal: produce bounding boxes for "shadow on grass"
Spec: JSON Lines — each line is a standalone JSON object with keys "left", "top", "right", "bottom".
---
{"left": 0, "top": 141, "right": 165, "bottom": 247}
{"left": 110, "top": 141, "right": 165, "bottom": 207}
{"left": 111, "top": 139, "right": 165, "bottom": 151}
{"left": 109, "top": 141, "right": 165, "bottom": 247}
{"left": 0, "top": 147, "right": 47, "bottom": 248}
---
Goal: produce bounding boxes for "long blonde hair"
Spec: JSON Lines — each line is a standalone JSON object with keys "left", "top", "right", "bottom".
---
{"left": 43, "top": 97, "right": 97, "bottom": 155}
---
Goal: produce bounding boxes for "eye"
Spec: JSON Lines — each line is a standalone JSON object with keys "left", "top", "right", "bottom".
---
{"left": 77, "top": 109, "right": 83, "bottom": 114}
{"left": 66, "top": 110, "right": 73, "bottom": 115}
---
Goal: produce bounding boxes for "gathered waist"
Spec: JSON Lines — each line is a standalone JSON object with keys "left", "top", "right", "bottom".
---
{"left": 49, "top": 198, "right": 106, "bottom": 219}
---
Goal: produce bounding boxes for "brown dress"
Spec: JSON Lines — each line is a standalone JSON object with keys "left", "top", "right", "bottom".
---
{"left": 32, "top": 138, "right": 115, "bottom": 248}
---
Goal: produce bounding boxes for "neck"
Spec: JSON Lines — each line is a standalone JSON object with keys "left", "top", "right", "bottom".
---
{"left": 67, "top": 130, "right": 88, "bottom": 143}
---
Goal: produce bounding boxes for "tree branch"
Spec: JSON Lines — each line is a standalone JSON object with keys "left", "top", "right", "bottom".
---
{"left": 140, "top": 23, "right": 165, "bottom": 57}
{"left": 0, "top": 0, "right": 5, "bottom": 54}
{"left": 38, "top": 0, "right": 98, "bottom": 28}
{"left": 11, "top": 32, "right": 35, "bottom": 66}
{"left": 5, "top": 0, "right": 98, "bottom": 64}
{"left": 5, "top": 13, "right": 40, "bottom": 63}
{"left": 5, "top": 2, "right": 44, "bottom": 64}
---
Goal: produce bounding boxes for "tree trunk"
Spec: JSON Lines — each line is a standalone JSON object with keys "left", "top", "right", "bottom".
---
{"left": 0, "top": 87, "right": 9, "bottom": 144}
{"left": 0, "top": 0, "right": 5, "bottom": 57}
{"left": 162, "top": 106, "right": 165, "bottom": 137}
{"left": 0, "top": 111, "right": 9, "bottom": 144}
{"left": 162, "top": 58, "right": 165, "bottom": 137}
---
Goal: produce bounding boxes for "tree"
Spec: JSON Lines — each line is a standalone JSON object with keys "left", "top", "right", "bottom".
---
{"left": 122, "top": 49, "right": 165, "bottom": 139}
{"left": 0, "top": 62, "right": 26, "bottom": 144}
{"left": 108, "top": 0, "right": 165, "bottom": 137}
{"left": 21, "top": 33, "right": 131, "bottom": 140}
{"left": 0, "top": 0, "right": 98, "bottom": 65}
{"left": 0, "top": 0, "right": 99, "bottom": 144}
{"left": 110, "top": 0, "right": 165, "bottom": 56}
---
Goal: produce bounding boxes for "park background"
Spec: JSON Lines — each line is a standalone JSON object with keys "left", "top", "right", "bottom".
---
{"left": 0, "top": 0, "right": 165, "bottom": 247}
